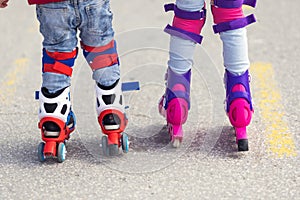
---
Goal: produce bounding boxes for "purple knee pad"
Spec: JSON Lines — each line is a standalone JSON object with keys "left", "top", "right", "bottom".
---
{"left": 213, "top": 0, "right": 257, "bottom": 8}
{"left": 212, "top": 0, "right": 257, "bottom": 33}
{"left": 164, "top": 3, "right": 206, "bottom": 44}
{"left": 165, "top": 68, "right": 191, "bottom": 125}
{"left": 225, "top": 70, "right": 253, "bottom": 127}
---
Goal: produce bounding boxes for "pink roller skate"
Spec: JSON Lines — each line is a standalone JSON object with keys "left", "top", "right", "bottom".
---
{"left": 159, "top": 68, "right": 191, "bottom": 148}
{"left": 225, "top": 69, "right": 253, "bottom": 151}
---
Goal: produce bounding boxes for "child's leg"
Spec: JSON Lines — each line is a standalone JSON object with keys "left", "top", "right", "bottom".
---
{"left": 211, "top": 0, "right": 257, "bottom": 151}
{"left": 160, "top": 0, "right": 206, "bottom": 147}
{"left": 79, "top": 0, "right": 126, "bottom": 155}
{"left": 35, "top": 2, "right": 78, "bottom": 161}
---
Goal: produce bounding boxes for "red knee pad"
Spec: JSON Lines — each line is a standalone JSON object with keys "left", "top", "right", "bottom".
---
{"left": 81, "top": 40, "right": 119, "bottom": 71}
{"left": 43, "top": 48, "right": 78, "bottom": 77}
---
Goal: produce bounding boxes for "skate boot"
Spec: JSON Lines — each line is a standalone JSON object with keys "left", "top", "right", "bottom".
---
{"left": 96, "top": 80, "right": 129, "bottom": 156}
{"left": 159, "top": 68, "right": 191, "bottom": 148}
{"left": 225, "top": 69, "right": 253, "bottom": 151}
{"left": 37, "top": 86, "right": 76, "bottom": 162}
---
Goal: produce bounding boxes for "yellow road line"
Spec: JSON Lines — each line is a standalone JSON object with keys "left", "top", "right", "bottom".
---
{"left": 251, "top": 62, "right": 297, "bottom": 157}
{"left": 0, "top": 58, "right": 29, "bottom": 104}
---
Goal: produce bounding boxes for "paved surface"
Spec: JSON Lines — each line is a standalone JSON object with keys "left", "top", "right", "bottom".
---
{"left": 0, "top": 0, "right": 299, "bottom": 199}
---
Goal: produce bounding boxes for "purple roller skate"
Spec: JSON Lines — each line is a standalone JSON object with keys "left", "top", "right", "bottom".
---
{"left": 225, "top": 69, "right": 253, "bottom": 151}
{"left": 159, "top": 68, "right": 191, "bottom": 148}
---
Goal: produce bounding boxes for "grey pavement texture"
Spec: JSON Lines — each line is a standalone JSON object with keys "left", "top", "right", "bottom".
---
{"left": 0, "top": 0, "right": 299, "bottom": 199}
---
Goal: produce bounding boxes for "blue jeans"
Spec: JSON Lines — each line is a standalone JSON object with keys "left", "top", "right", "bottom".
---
{"left": 168, "top": 0, "right": 250, "bottom": 75}
{"left": 36, "top": 0, "right": 119, "bottom": 93}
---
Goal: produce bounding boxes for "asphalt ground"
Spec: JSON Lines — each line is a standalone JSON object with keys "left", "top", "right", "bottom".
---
{"left": 0, "top": 0, "right": 299, "bottom": 199}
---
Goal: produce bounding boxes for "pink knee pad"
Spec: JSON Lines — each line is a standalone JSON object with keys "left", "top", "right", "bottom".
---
{"left": 211, "top": 6, "right": 244, "bottom": 24}
{"left": 172, "top": 14, "right": 205, "bottom": 35}
{"left": 164, "top": 3, "right": 206, "bottom": 44}
{"left": 211, "top": 1, "right": 256, "bottom": 34}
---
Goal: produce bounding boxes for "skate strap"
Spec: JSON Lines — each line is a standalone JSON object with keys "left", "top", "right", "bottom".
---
{"left": 164, "top": 3, "right": 206, "bottom": 20}
{"left": 42, "top": 48, "right": 77, "bottom": 76}
{"left": 213, "top": 14, "right": 256, "bottom": 33}
{"left": 226, "top": 70, "right": 253, "bottom": 112}
{"left": 121, "top": 82, "right": 140, "bottom": 92}
{"left": 81, "top": 40, "right": 119, "bottom": 70}
{"left": 165, "top": 89, "right": 191, "bottom": 110}
{"left": 213, "top": 0, "right": 256, "bottom": 8}
{"left": 227, "top": 92, "right": 251, "bottom": 107}
{"left": 164, "top": 24, "right": 203, "bottom": 44}
{"left": 165, "top": 69, "right": 191, "bottom": 109}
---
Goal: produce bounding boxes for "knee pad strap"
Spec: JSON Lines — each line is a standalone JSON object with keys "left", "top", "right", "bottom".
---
{"left": 213, "top": 13, "right": 256, "bottom": 33}
{"left": 81, "top": 40, "right": 119, "bottom": 71}
{"left": 213, "top": 0, "right": 257, "bottom": 8}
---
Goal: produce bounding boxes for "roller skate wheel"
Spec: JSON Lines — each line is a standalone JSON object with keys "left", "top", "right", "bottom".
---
{"left": 101, "top": 136, "right": 109, "bottom": 156}
{"left": 237, "top": 139, "right": 249, "bottom": 151}
{"left": 57, "top": 142, "right": 66, "bottom": 163}
{"left": 109, "top": 144, "right": 119, "bottom": 156}
{"left": 37, "top": 142, "right": 46, "bottom": 162}
{"left": 172, "top": 138, "right": 182, "bottom": 148}
{"left": 121, "top": 133, "right": 129, "bottom": 153}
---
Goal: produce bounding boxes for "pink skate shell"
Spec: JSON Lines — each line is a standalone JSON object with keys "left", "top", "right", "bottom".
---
{"left": 228, "top": 98, "right": 252, "bottom": 127}
{"left": 228, "top": 84, "right": 253, "bottom": 127}
{"left": 235, "top": 127, "right": 247, "bottom": 140}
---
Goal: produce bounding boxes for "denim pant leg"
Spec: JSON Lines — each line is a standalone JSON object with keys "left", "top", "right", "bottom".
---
{"left": 168, "top": 0, "right": 205, "bottom": 74}
{"left": 79, "top": 0, "right": 119, "bottom": 87}
{"left": 36, "top": 2, "right": 78, "bottom": 93}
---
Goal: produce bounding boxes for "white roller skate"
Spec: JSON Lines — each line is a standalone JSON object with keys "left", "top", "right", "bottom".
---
{"left": 95, "top": 80, "right": 129, "bottom": 156}
{"left": 37, "top": 86, "right": 76, "bottom": 163}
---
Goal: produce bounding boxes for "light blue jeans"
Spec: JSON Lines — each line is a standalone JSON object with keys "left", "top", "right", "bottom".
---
{"left": 36, "top": 0, "right": 119, "bottom": 93}
{"left": 168, "top": 0, "right": 250, "bottom": 76}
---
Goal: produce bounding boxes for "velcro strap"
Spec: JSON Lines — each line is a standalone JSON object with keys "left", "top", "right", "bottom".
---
{"left": 213, "top": 14, "right": 256, "bottom": 33}
{"left": 164, "top": 24, "right": 203, "bottom": 44}
{"left": 164, "top": 3, "right": 206, "bottom": 20}
{"left": 213, "top": 0, "right": 256, "bottom": 8}
{"left": 165, "top": 89, "right": 191, "bottom": 110}
{"left": 81, "top": 40, "right": 115, "bottom": 53}
{"left": 46, "top": 48, "right": 77, "bottom": 60}
{"left": 89, "top": 54, "right": 119, "bottom": 71}
{"left": 227, "top": 92, "right": 252, "bottom": 112}
{"left": 44, "top": 62, "right": 73, "bottom": 76}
